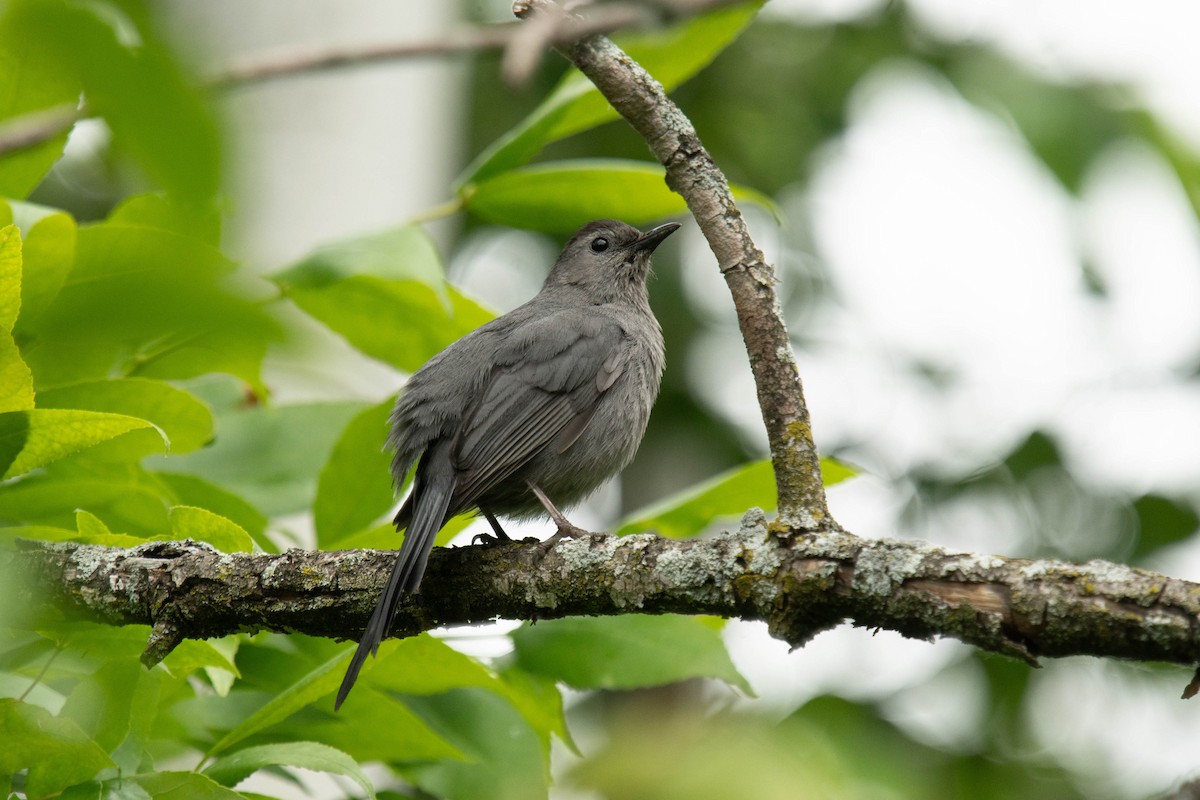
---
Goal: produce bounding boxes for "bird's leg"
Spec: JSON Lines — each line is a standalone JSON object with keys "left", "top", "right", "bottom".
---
{"left": 527, "top": 481, "right": 591, "bottom": 547}
{"left": 471, "top": 511, "right": 513, "bottom": 546}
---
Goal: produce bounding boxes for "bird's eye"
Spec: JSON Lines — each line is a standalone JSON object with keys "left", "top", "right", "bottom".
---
{"left": 590, "top": 237, "right": 609, "bottom": 253}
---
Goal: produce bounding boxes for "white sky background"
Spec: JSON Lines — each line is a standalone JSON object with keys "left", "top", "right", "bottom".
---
{"left": 711, "top": 2, "right": 1200, "bottom": 797}
{"left": 164, "top": 1, "right": 1200, "bottom": 797}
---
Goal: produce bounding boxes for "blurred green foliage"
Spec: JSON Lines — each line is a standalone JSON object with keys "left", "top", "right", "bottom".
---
{"left": 0, "top": 0, "right": 1195, "bottom": 798}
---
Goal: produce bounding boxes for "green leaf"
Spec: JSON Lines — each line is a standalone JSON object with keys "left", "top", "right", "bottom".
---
{"left": 204, "top": 742, "right": 374, "bottom": 798}
{"left": 616, "top": 457, "right": 856, "bottom": 538}
{"left": 314, "top": 398, "right": 396, "bottom": 546}
{"left": 168, "top": 506, "right": 253, "bottom": 553}
{"left": 0, "top": 7, "right": 79, "bottom": 198}
{"left": 363, "top": 633, "right": 506, "bottom": 696}
{"left": 0, "top": 409, "right": 160, "bottom": 479}
{"left": 36, "top": 378, "right": 214, "bottom": 455}
{"left": 128, "top": 772, "right": 248, "bottom": 800}
{"left": 465, "top": 159, "right": 775, "bottom": 233}
{"left": 75, "top": 509, "right": 111, "bottom": 538}
{"left": 0, "top": 225, "right": 23, "bottom": 333}
{"left": 459, "top": 1, "right": 765, "bottom": 187}
{"left": 286, "top": 277, "right": 493, "bottom": 372}
{"left": 205, "top": 650, "right": 350, "bottom": 758}
{"left": 511, "top": 615, "right": 752, "bottom": 693}
{"left": 147, "top": 402, "right": 366, "bottom": 517}
{"left": 14, "top": 209, "right": 75, "bottom": 334}
{"left": 153, "top": 473, "right": 270, "bottom": 551}
{"left": 0, "top": 225, "right": 34, "bottom": 413}
{"left": 0, "top": 698, "right": 114, "bottom": 800}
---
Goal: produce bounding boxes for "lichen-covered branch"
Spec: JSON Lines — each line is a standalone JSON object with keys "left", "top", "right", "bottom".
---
{"left": 515, "top": 0, "right": 827, "bottom": 529}
{"left": 11, "top": 514, "right": 1200, "bottom": 676}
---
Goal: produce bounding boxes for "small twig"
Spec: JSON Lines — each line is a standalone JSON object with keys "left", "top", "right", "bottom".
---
{"left": 0, "top": 1, "right": 744, "bottom": 158}
{"left": 0, "top": 103, "right": 82, "bottom": 158}
{"left": 17, "top": 644, "right": 63, "bottom": 702}
{"left": 516, "top": 0, "right": 830, "bottom": 530}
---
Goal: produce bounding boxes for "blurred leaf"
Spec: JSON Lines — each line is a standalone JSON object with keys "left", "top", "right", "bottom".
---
{"left": 0, "top": 6, "right": 79, "bottom": 198}
{"left": 1131, "top": 494, "right": 1200, "bottom": 561}
{"left": 0, "top": 225, "right": 34, "bottom": 413}
{"left": 274, "top": 224, "right": 444, "bottom": 292}
{"left": 314, "top": 398, "right": 396, "bottom": 547}
{"left": 204, "top": 742, "right": 374, "bottom": 798}
{"left": 14, "top": 209, "right": 76, "bottom": 334}
{"left": 0, "top": 699, "right": 113, "bottom": 800}
{"left": 511, "top": 614, "right": 751, "bottom": 693}
{"left": 59, "top": 658, "right": 143, "bottom": 754}
{"left": 273, "top": 224, "right": 493, "bottom": 372}
{"left": 571, "top": 707, "right": 869, "bottom": 800}
{"left": 401, "top": 688, "right": 548, "bottom": 800}
{"left": 331, "top": 511, "right": 474, "bottom": 550}
{"left": 0, "top": 464, "right": 170, "bottom": 534}
{"left": 37, "top": 378, "right": 214, "bottom": 455}
{"left": 108, "top": 193, "right": 221, "bottom": 245}
{"left": 0, "top": 408, "right": 160, "bottom": 479}
{"left": 168, "top": 506, "right": 253, "bottom": 553}
{"left": 949, "top": 52, "right": 1124, "bottom": 193}
{"left": 359, "top": 633, "right": 569, "bottom": 753}
{"left": 1002, "top": 431, "right": 1062, "bottom": 481}
{"left": 617, "top": 457, "right": 854, "bottom": 538}
{"left": 7, "top": 0, "right": 220, "bottom": 210}
{"left": 146, "top": 402, "right": 365, "bottom": 517}
{"left": 33, "top": 621, "right": 238, "bottom": 679}
{"left": 459, "top": 1, "right": 765, "bottom": 186}
{"left": 129, "top": 772, "right": 248, "bottom": 800}
{"left": 465, "top": 159, "right": 775, "bottom": 233}
{"left": 19, "top": 220, "right": 274, "bottom": 392}
{"left": 497, "top": 665, "right": 576, "bottom": 757}
{"left": 1133, "top": 109, "right": 1200, "bottom": 220}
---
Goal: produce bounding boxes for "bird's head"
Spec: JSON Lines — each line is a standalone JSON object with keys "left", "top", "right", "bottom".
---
{"left": 545, "top": 219, "right": 680, "bottom": 299}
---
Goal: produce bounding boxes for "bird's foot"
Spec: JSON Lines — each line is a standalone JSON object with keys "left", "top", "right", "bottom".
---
{"left": 537, "top": 521, "right": 592, "bottom": 553}
{"left": 472, "top": 511, "right": 513, "bottom": 546}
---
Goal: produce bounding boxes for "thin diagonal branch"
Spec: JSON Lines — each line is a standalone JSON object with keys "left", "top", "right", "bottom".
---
{"left": 516, "top": 0, "right": 828, "bottom": 529}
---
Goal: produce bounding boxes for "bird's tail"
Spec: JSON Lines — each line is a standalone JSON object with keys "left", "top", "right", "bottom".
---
{"left": 334, "top": 465, "right": 453, "bottom": 710}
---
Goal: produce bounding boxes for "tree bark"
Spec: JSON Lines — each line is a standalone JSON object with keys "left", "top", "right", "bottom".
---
{"left": 10, "top": 513, "right": 1200, "bottom": 679}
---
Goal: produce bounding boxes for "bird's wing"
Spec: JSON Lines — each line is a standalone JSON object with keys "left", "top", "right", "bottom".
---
{"left": 449, "top": 311, "right": 625, "bottom": 505}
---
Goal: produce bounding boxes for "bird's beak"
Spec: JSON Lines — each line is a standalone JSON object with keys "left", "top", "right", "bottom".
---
{"left": 628, "top": 222, "right": 681, "bottom": 254}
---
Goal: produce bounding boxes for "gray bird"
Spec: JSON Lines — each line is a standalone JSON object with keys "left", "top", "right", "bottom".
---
{"left": 335, "top": 219, "right": 678, "bottom": 709}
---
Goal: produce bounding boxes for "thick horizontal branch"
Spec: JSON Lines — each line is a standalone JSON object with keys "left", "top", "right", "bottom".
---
{"left": 11, "top": 516, "right": 1200, "bottom": 678}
